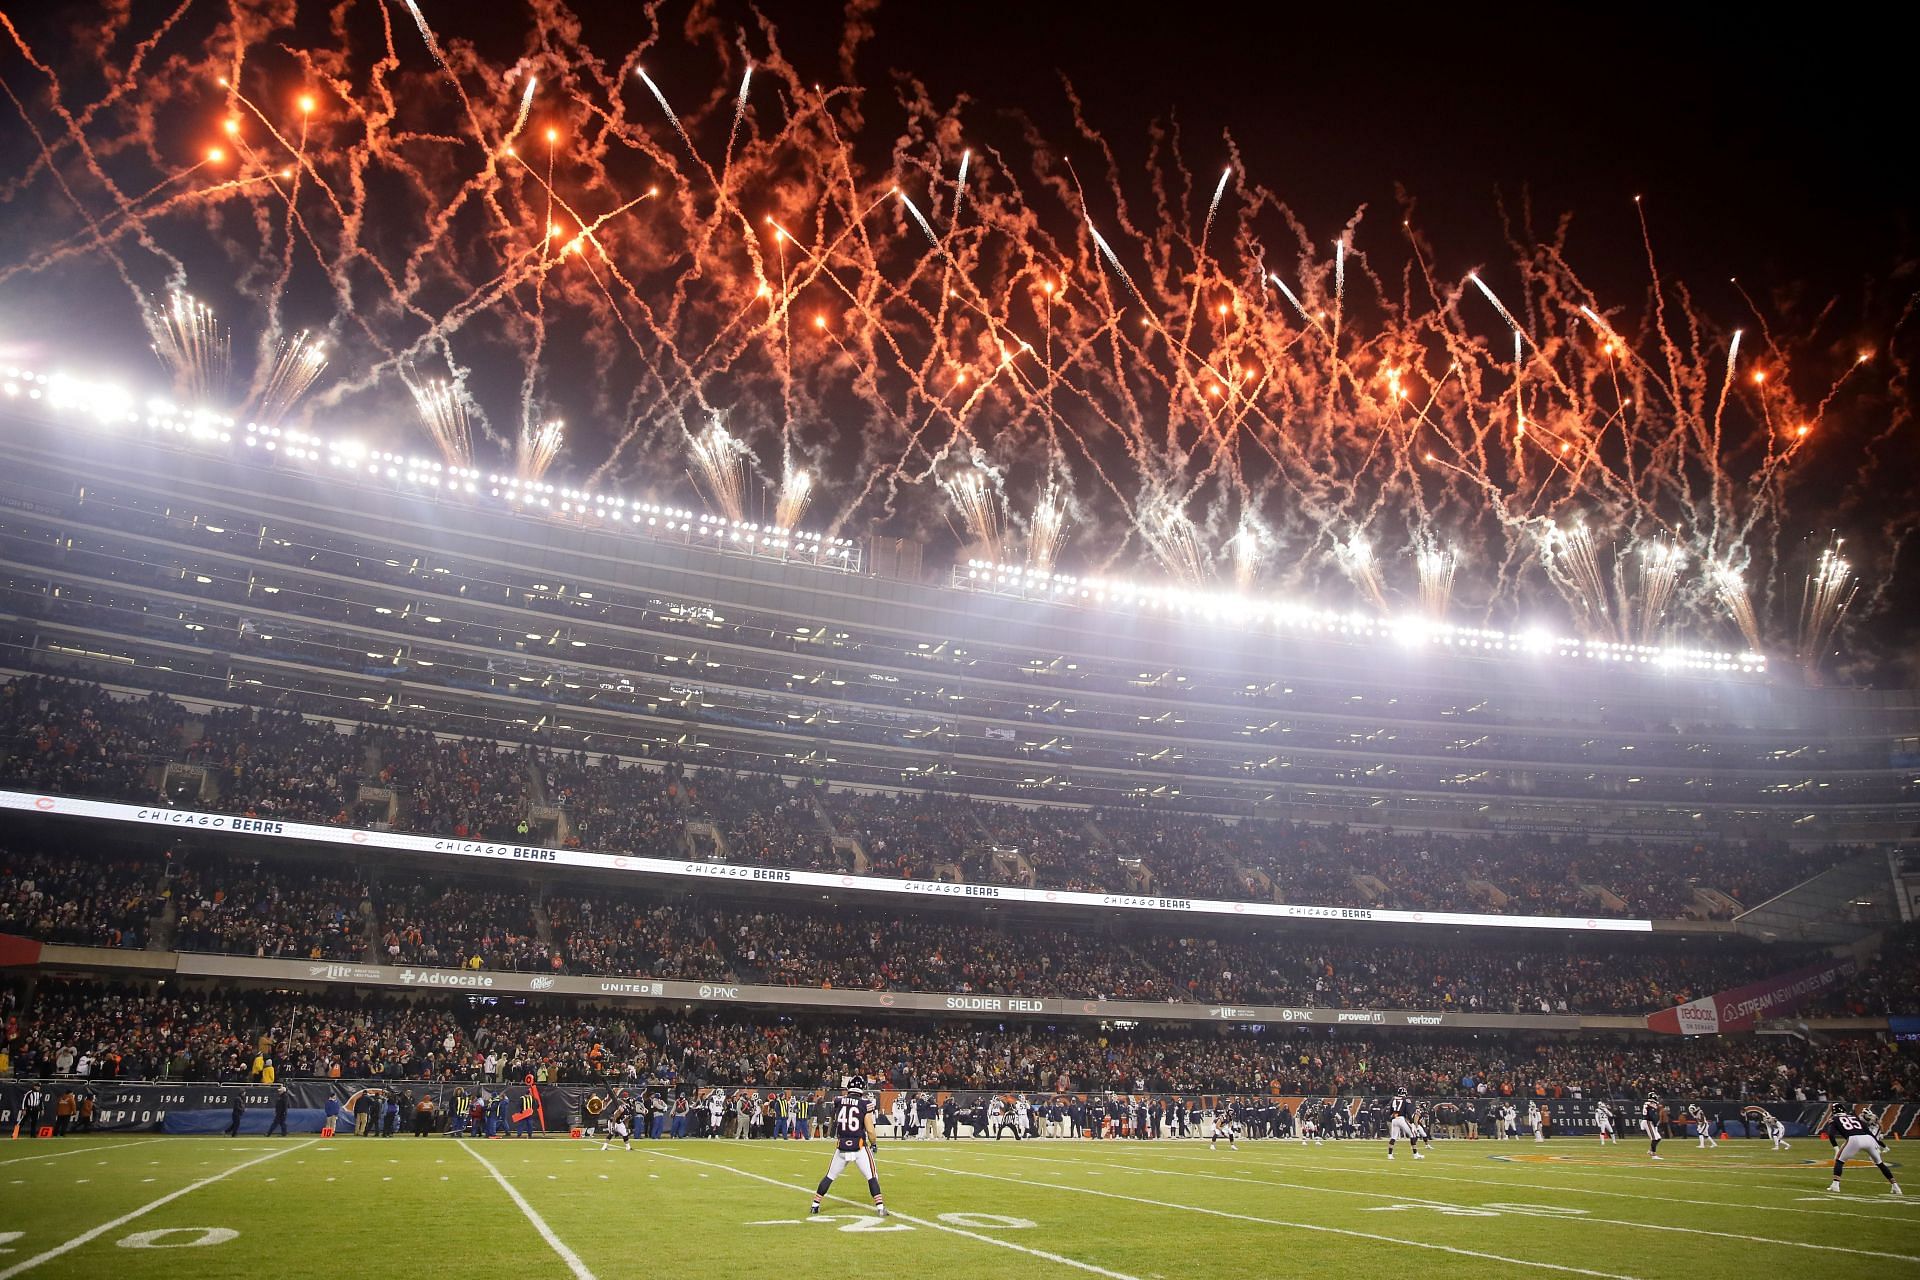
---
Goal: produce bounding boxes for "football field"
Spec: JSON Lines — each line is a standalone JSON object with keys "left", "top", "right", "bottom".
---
{"left": 0, "top": 1134, "right": 1911, "bottom": 1279}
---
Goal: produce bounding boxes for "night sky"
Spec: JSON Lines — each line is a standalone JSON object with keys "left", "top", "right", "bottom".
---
{"left": 2, "top": 1, "right": 1916, "bottom": 673}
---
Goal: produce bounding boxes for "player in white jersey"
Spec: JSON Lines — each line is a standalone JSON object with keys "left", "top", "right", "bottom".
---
{"left": 1527, "top": 1101, "right": 1544, "bottom": 1142}
{"left": 1385, "top": 1090, "right": 1425, "bottom": 1160}
{"left": 600, "top": 1092, "right": 635, "bottom": 1151}
{"left": 1823, "top": 1103, "right": 1901, "bottom": 1195}
{"left": 1593, "top": 1100, "right": 1617, "bottom": 1144}
{"left": 1687, "top": 1103, "right": 1718, "bottom": 1148}
{"left": 811, "top": 1077, "right": 889, "bottom": 1216}
{"left": 706, "top": 1088, "right": 725, "bottom": 1137}
{"left": 1014, "top": 1094, "right": 1032, "bottom": 1138}
{"left": 1500, "top": 1104, "right": 1518, "bottom": 1140}
{"left": 1641, "top": 1093, "right": 1666, "bottom": 1160}
{"left": 1209, "top": 1105, "right": 1238, "bottom": 1151}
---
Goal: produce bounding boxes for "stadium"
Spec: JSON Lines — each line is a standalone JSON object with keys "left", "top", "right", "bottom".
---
{"left": 2, "top": 2, "right": 1918, "bottom": 1278}
{"left": 2, "top": 360, "right": 1917, "bottom": 1275}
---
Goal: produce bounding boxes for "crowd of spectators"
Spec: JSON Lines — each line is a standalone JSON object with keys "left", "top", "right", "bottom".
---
{"left": 536, "top": 751, "right": 682, "bottom": 853}
{"left": 179, "top": 707, "right": 370, "bottom": 823}
{"left": 5, "top": 840, "right": 1913, "bottom": 1018}
{"left": 822, "top": 790, "right": 976, "bottom": 879}
{"left": 0, "top": 676, "right": 1869, "bottom": 920}
{"left": 167, "top": 853, "right": 368, "bottom": 961}
{"left": 0, "top": 845, "right": 158, "bottom": 949}
{"left": 687, "top": 772, "right": 838, "bottom": 871}
{"left": 374, "top": 733, "right": 528, "bottom": 840}
{"left": 4, "top": 982, "right": 1913, "bottom": 1100}
{"left": 375, "top": 876, "right": 551, "bottom": 972}
{"left": 546, "top": 894, "right": 734, "bottom": 980}
{"left": 731, "top": 910, "right": 1182, "bottom": 1001}
{"left": 0, "top": 677, "right": 184, "bottom": 798}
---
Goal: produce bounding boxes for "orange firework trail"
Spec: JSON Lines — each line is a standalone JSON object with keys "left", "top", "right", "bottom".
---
{"left": 0, "top": 3, "right": 1894, "bottom": 664}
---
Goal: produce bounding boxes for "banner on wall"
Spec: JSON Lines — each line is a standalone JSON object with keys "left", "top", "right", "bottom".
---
{"left": 1646, "top": 954, "right": 1861, "bottom": 1035}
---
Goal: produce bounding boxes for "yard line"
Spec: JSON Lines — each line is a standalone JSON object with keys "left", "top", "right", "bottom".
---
{"left": 0, "top": 1138, "right": 315, "bottom": 1280}
{"left": 883, "top": 1156, "right": 1646, "bottom": 1279}
{"left": 1088, "top": 1145, "right": 1913, "bottom": 1223}
{"left": 457, "top": 1142, "right": 598, "bottom": 1280}
{"left": 929, "top": 1147, "right": 1919, "bottom": 1264}
{"left": 642, "top": 1146, "right": 1143, "bottom": 1280}
{"left": 0, "top": 1139, "right": 161, "bottom": 1168}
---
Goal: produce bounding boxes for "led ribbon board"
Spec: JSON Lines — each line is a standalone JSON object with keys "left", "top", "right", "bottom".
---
{"left": 0, "top": 789, "right": 1654, "bottom": 933}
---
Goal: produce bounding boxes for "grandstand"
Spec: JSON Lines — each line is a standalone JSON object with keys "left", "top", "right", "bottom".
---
{"left": 1, "top": 400, "right": 1917, "bottom": 1119}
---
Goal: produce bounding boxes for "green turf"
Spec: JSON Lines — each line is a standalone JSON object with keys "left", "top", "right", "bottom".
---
{"left": 0, "top": 1134, "right": 1912, "bottom": 1279}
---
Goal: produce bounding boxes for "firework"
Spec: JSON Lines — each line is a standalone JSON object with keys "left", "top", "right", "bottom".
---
{"left": 773, "top": 465, "right": 813, "bottom": 530}
{"left": 252, "top": 330, "right": 328, "bottom": 425}
{"left": 146, "top": 290, "right": 229, "bottom": 403}
{"left": 1631, "top": 541, "right": 1686, "bottom": 645}
{"left": 635, "top": 68, "right": 698, "bottom": 161}
{"left": 1795, "top": 538, "right": 1858, "bottom": 669}
{"left": 687, "top": 415, "right": 751, "bottom": 522}
{"left": 516, "top": 418, "right": 564, "bottom": 484}
{"left": 406, "top": 378, "right": 474, "bottom": 470}
{"left": 0, "top": 7, "right": 1885, "bottom": 662}
{"left": 1336, "top": 532, "right": 1388, "bottom": 611}
{"left": 724, "top": 63, "right": 752, "bottom": 163}
{"left": 1226, "top": 510, "right": 1272, "bottom": 591}
{"left": 1710, "top": 562, "right": 1763, "bottom": 653}
{"left": 1415, "top": 542, "right": 1457, "bottom": 620}
{"left": 1026, "top": 479, "right": 1069, "bottom": 577}
{"left": 1545, "top": 520, "right": 1613, "bottom": 639}
{"left": 1137, "top": 498, "right": 1208, "bottom": 585}
{"left": 942, "top": 463, "right": 1006, "bottom": 565}
{"left": 401, "top": 0, "right": 447, "bottom": 67}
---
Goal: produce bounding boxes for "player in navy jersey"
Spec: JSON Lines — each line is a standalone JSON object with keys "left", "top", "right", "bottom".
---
{"left": 1386, "top": 1090, "right": 1425, "bottom": 1160}
{"left": 810, "top": 1077, "right": 888, "bottom": 1217}
{"left": 1823, "top": 1103, "right": 1901, "bottom": 1195}
{"left": 1641, "top": 1093, "right": 1666, "bottom": 1160}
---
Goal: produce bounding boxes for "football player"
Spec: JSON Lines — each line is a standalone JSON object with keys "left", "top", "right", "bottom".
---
{"left": 1209, "top": 1104, "right": 1238, "bottom": 1151}
{"left": 1386, "top": 1088, "right": 1424, "bottom": 1160}
{"left": 1642, "top": 1092, "right": 1666, "bottom": 1161}
{"left": 1594, "top": 1099, "right": 1617, "bottom": 1144}
{"left": 1823, "top": 1102, "right": 1900, "bottom": 1195}
{"left": 811, "top": 1077, "right": 888, "bottom": 1217}
{"left": 1687, "top": 1103, "right": 1718, "bottom": 1149}
{"left": 601, "top": 1091, "right": 634, "bottom": 1152}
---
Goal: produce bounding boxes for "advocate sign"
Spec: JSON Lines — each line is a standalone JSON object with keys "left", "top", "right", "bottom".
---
{"left": 1, "top": 788, "right": 1654, "bottom": 934}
